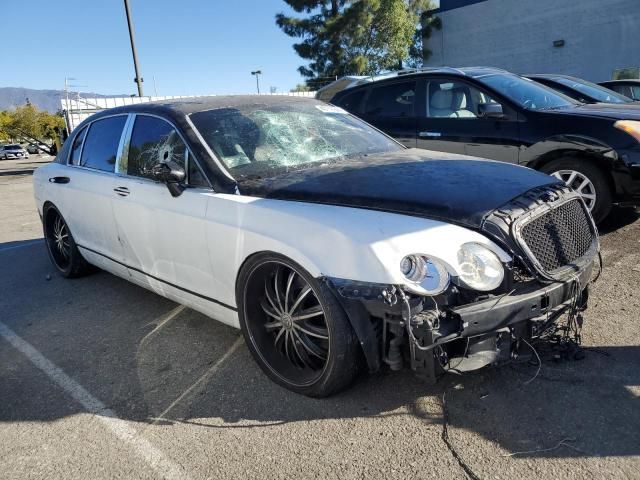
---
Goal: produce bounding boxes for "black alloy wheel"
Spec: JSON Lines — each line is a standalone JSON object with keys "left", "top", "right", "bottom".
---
{"left": 237, "top": 253, "right": 360, "bottom": 397}
{"left": 44, "top": 206, "right": 92, "bottom": 278}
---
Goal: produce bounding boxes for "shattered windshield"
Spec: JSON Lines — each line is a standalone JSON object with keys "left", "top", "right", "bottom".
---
{"left": 189, "top": 102, "right": 401, "bottom": 177}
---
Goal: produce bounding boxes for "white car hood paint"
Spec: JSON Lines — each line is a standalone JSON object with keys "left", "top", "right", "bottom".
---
{"left": 212, "top": 193, "right": 511, "bottom": 288}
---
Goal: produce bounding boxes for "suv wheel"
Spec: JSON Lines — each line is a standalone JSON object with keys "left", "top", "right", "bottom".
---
{"left": 541, "top": 158, "right": 612, "bottom": 223}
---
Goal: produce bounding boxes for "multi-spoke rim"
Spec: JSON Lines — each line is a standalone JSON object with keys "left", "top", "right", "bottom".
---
{"left": 46, "top": 212, "right": 71, "bottom": 269}
{"left": 551, "top": 169, "right": 597, "bottom": 211}
{"left": 244, "top": 261, "right": 330, "bottom": 386}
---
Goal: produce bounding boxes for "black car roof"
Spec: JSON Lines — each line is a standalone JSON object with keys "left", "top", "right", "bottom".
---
{"left": 600, "top": 79, "right": 640, "bottom": 84}
{"left": 90, "top": 94, "right": 324, "bottom": 123}
{"left": 526, "top": 74, "right": 580, "bottom": 81}
{"left": 327, "top": 67, "right": 513, "bottom": 100}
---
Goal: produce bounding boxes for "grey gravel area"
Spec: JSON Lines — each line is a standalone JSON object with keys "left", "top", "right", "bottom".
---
{"left": 0, "top": 165, "right": 638, "bottom": 480}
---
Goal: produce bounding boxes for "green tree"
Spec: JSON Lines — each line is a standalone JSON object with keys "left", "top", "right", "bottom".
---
{"left": 0, "top": 111, "right": 12, "bottom": 142}
{"left": 11, "top": 103, "right": 43, "bottom": 140}
{"left": 407, "top": 8, "right": 442, "bottom": 68}
{"left": 0, "top": 104, "right": 65, "bottom": 146}
{"left": 277, "top": 0, "right": 436, "bottom": 86}
{"left": 290, "top": 83, "right": 313, "bottom": 92}
{"left": 37, "top": 111, "right": 65, "bottom": 141}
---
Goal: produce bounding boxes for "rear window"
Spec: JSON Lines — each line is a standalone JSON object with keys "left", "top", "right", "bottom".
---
{"left": 336, "top": 90, "right": 366, "bottom": 114}
{"left": 80, "top": 116, "right": 126, "bottom": 172}
{"left": 365, "top": 81, "right": 416, "bottom": 117}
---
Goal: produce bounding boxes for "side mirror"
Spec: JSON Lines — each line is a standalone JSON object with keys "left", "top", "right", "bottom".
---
{"left": 478, "top": 103, "right": 505, "bottom": 119}
{"left": 150, "top": 161, "right": 186, "bottom": 197}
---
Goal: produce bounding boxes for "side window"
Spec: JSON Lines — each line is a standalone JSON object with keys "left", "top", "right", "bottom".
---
{"left": 80, "top": 116, "right": 127, "bottom": 172}
{"left": 69, "top": 126, "right": 87, "bottom": 165}
{"left": 617, "top": 85, "right": 632, "bottom": 98}
{"left": 187, "top": 152, "right": 209, "bottom": 188}
{"left": 336, "top": 89, "right": 366, "bottom": 114}
{"left": 630, "top": 85, "right": 640, "bottom": 100}
{"left": 427, "top": 80, "right": 502, "bottom": 119}
{"left": 127, "top": 116, "right": 186, "bottom": 180}
{"left": 365, "top": 81, "right": 416, "bottom": 117}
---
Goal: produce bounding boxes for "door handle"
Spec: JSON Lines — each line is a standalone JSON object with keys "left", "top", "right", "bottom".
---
{"left": 48, "top": 176, "right": 70, "bottom": 184}
{"left": 114, "top": 186, "right": 130, "bottom": 197}
{"left": 418, "top": 131, "right": 442, "bottom": 138}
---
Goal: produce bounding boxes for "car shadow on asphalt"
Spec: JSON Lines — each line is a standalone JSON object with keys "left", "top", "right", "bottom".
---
{"left": 0, "top": 240, "right": 638, "bottom": 459}
{"left": 598, "top": 206, "right": 639, "bottom": 235}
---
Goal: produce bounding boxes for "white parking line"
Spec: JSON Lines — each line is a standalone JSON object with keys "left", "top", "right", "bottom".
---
{"left": 141, "top": 305, "right": 187, "bottom": 346}
{"left": 151, "top": 336, "right": 244, "bottom": 425}
{"left": 0, "top": 239, "right": 43, "bottom": 252}
{"left": 0, "top": 320, "right": 191, "bottom": 480}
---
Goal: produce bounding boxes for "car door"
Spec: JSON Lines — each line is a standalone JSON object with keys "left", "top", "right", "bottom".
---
{"left": 52, "top": 115, "right": 129, "bottom": 276}
{"left": 360, "top": 80, "right": 418, "bottom": 147}
{"left": 416, "top": 78, "right": 521, "bottom": 163}
{"left": 110, "top": 114, "right": 222, "bottom": 314}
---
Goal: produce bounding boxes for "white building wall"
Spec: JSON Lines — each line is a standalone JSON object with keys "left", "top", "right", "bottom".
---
{"left": 425, "top": 0, "right": 640, "bottom": 82}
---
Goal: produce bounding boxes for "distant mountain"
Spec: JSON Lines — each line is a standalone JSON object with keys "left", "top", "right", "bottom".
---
{"left": 0, "top": 87, "right": 123, "bottom": 113}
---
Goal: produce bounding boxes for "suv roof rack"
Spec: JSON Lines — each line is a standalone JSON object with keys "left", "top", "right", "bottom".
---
{"left": 315, "top": 66, "right": 511, "bottom": 101}
{"left": 315, "top": 67, "right": 470, "bottom": 101}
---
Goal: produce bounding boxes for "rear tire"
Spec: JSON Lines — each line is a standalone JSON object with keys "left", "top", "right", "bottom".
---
{"left": 237, "top": 252, "right": 361, "bottom": 397}
{"left": 43, "top": 206, "right": 92, "bottom": 278}
{"left": 541, "top": 158, "right": 612, "bottom": 224}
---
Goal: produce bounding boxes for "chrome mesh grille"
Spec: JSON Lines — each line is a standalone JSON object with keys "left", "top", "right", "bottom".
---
{"left": 520, "top": 199, "right": 594, "bottom": 272}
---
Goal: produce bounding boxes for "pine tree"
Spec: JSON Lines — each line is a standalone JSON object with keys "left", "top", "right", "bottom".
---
{"left": 276, "top": 1, "right": 437, "bottom": 88}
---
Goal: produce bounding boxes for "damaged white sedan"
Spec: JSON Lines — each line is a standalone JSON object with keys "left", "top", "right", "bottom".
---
{"left": 33, "top": 96, "right": 599, "bottom": 397}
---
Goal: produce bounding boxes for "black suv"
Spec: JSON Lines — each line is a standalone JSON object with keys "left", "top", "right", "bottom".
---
{"left": 323, "top": 67, "right": 640, "bottom": 223}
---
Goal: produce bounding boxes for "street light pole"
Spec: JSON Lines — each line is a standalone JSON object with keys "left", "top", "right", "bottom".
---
{"left": 251, "top": 70, "right": 262, "bottom": 94}
{"left": 123, "top": 0, "right": 144, "bottom": 97}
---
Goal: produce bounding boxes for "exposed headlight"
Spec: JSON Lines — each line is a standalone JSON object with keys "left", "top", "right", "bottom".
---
{"left": 614, "top": 120, "right": 640, "bottom": 143}
{"left": 456, "top": 243, "right": 504, "bottom": 291}
{"left": 400, "top": 254, "right": 450, "bottom": 295}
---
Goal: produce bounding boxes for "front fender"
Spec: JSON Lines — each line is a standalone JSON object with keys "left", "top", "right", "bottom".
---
{"left": 206, "top": 194, "right": 512, "bottom": 308}
{"left": 521, "top": 134, "right": 618, "bottom": 170}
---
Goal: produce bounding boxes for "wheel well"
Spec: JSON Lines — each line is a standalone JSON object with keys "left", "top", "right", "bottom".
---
{"left": 234, "top": 250, "right": 375, "bottom": 371}
{"left": 42, "top": 201, "right": 61, "bottom": 226}
{"left": 532, "top": 150, "right": 616, "bottom": 195}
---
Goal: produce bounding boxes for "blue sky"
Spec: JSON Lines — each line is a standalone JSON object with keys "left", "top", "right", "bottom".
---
{"left": 4, "top": 0, "right": 307, "bottom": 96}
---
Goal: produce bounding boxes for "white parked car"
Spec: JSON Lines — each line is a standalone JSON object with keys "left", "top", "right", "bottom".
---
{"left": 33, "top": 96, "right": 599, "bottom": 396}
{"left": 1, "top": 144, "right": 29, "bottom": 159}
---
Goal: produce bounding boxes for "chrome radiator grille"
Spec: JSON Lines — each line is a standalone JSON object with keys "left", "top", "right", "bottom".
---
{"left": 520, "top": 199, "right": 595, "bottom": 272}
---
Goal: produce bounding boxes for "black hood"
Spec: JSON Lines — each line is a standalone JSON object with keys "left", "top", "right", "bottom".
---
{"left": 237, "top": 149, "right": 560, "bottom": 228}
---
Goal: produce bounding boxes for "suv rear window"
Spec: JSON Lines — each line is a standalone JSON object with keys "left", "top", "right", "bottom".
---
{"left": 336, "top": 90, "right": 366, "bottom": 114}
{"left": 364, "top": 81, "right": 416, "bottom": 117}
{"left": 80, "top": 116, "right": 127, "bottom": 172}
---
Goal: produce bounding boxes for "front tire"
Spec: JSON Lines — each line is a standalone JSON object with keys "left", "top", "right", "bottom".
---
{"left": 237, "top": 253, "right": 361, "bottom": 397}
{"left": 43, "top": 206, "right": 92, "bottom": 278}
{"left": 541, "top": 158, "right": 612, "bottom": 223}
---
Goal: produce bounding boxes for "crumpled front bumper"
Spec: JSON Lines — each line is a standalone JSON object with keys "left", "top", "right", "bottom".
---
{"left": 326, "top": 255, "right": 595, "bottom": 375}
{"left": 452, "top": 259, "right": 593, "bottom": 339}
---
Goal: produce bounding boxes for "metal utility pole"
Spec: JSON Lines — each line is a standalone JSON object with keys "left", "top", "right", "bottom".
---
{"left": 123, "top": 0, "right": 144, "bottom": 97}
{"left": 251, "top": 70, "right": 262, "bottom": 94}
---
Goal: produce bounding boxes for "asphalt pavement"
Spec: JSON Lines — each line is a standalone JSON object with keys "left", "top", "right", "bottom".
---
{"left": 0, "top": 158, "right": 638, "bottom": 479}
